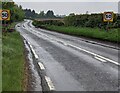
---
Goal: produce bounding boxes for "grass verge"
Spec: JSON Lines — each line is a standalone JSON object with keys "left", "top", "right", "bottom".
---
{"left": 0, "top": 29, "right": 2, "bottom": 92}
{"left": 41, "top": 25, "right": 119, "bottom": 43}
{"left": 2, "top": 31, "right": 25, "bottom": 91}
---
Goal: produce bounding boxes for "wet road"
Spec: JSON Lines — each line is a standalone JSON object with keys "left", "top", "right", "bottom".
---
{"left": 16, "top": 20, "right": 119, "bottom": 91}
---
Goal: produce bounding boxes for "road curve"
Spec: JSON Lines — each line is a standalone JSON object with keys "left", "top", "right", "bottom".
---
{"left": 16, "top": 20, "right": 119, "bottom": 91}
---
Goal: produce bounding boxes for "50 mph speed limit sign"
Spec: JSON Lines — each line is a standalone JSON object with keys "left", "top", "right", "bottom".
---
{"left": 0, "top": 10, "right": 10, "bottom": 20}
{"left": 103, "top": 12, "right": 113, "bottom": 22}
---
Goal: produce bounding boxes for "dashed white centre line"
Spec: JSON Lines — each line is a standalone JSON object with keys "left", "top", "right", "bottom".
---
{"left": 38, "top": 62, "right": 45, "bottom": 70}
{"left": 27, "top": 41, "right": 39, "bottom": 59}
{"left": 45, "top": 76, "right": 55, "bottom": 91}
{"left": 24, "top": 24, "right": 120, "bottom": 66}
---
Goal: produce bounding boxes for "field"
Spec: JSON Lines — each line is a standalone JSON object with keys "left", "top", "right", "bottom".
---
{"left": 2, "top": 30, "right": 25, "bottom": 91}
{"left": 42, "top": 25, "right": 119, "bottom": 43}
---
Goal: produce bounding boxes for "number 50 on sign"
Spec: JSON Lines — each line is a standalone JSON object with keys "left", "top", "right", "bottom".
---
{"left": 103, "top": 12, "right": 114, "bottom": 22}
{"left": 0, "top": 10, "right": 10, "bottom": 20}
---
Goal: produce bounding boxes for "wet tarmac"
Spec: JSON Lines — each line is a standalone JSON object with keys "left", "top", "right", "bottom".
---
{"left": 16, "top": 20, "right": 119, "bottom": 92}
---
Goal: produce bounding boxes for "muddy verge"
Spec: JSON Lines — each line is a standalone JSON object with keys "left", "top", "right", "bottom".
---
{"left": 22, "top": 41, "right": 35, "bottom": 91}
{"left": 22, "top": 39, "right": 42, "bottom": 91}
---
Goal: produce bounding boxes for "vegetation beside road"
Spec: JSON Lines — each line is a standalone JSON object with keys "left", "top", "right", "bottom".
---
{"left": 2, "top": 2, "right": 26, "bottom": 91}
{"left": 2, "top": 2, "right": 25, "bottom": 23}
{"left": 2, "top": 31, "right": 25, "bottom": 91}
{"left": 32, "top": 20, "right": 119, "bottom": 43}
{"left": 32, "top": 12, "right": 119, "bottom": 43}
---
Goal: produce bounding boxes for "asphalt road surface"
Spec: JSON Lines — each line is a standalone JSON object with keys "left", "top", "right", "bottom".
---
{"left": 16, "top": 20, "right": 119, "bottom": 91}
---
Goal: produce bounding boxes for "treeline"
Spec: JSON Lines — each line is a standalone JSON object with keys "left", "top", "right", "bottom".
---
{"left": 33, "top": 13, "right": 120, "bottom": 29}
{"left": 64, "top": 13, "right": 120, "bottom": 29}
{"left": 2, "top": 2, "right": 25, "bottom": 24}
{"left": 23, "top": 9, "right": 38, "bottom": 18}
{"left": 24, "top": 9, "right": 58, "bottom": 19}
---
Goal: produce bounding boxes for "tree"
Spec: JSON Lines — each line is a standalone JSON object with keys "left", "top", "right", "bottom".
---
{"left": 24, "top": 9, "right": 38, "bottom": 18}
{"left": 2, "top": 2, "right": 25, "bottom": 23}
{"left": 38, "top": 11, "right": 45, "bottom": 18}
{"left": 31, "top": 10, "right": 36, "bottom": 18}
{"left": 19, "top": 5, "right": 22, "bottom": 9}
{"left": 46, "top": 10, "right": 55, "bottom": 18}
{"left": 69, "top": 13, "right": 75, "bottom": 16}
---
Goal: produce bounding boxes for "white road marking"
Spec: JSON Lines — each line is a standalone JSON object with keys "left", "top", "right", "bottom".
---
{"left": 94, "top": 56, "right": 107, "bottom": 63}
{"left": 27, "top": 42, "right": 39, "bottom": 59}
{"left": 38, "top": 62, "right": 45, "bottom": 70}
{"left": 58, "top": 40, "right": 68, "bottom": 46}
{"left": 96, "top": 55, "right": 120, "bottom": 66}
{"left": 68, "top": 43, "right": 120, "bottom": 66}
{"left": 27, "top": 41, "right": 31, "bottom": 45}
{"left": 23, "top": 38, "right": 39, "bottom": 59}
{"left": 30, "top": 45, "right": 39, "bottom": 59}
{"left": 45, "top": 76, "right": 55, "bottom": 91}
{"left": 63, "top": 42, "right": 68, "bottom": 46}
{"left": 69, "top": 44, "right": 96, "bottom": 55}
{"left": 24, "top": 22, "right": 120, "bottom": 66}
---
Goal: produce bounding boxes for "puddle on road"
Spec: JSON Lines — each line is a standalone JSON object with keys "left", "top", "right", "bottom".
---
{"left": 24, "top": 40, "right": 42, "bottom": 91}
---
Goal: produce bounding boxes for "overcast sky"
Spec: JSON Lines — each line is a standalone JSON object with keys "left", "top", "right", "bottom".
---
{"left": 14, "top": 0, "right": 120, "bottom": 15}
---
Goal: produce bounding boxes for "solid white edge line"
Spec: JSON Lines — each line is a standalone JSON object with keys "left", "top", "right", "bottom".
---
{"left": 69, "top": 44, "right": 96, "bottom": 55}
{"left": 28, "top": 21, "right": 119, "bottom": 50}
{"left": 60, "top": 41, "right": 68, "bottom": 46}
{"left": 63, "top": 43, "right": 68, "bottom": 46}
{"left": 94, "top": 56, "right": 107, "bottom": 63}
{"left": 25, "top": 22, "right": 120, "bottom": 66}
{"left": 68, "top": 43, "right": 120, "bottom": 66}
{"left": 45, "top": 76, "right": 55, "bottom": 91}
{"left": 96, "top": 55, "right": 120, "bottom": 66}
{"left": 38, "top": 62, "right": 45, "bottom": 70}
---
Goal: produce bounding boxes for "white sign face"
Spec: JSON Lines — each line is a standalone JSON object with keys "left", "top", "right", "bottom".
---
{"left": 0, "top": 10, "right": 10, "bottom": 20}
{"left": 103, "top": 12, "right": 113, "bottom": 22}
{"left": 2, "top": 10, "right": 9, "bottom": 20}
{"left": 105, "top": 13, "right": 112, "bottom": 20}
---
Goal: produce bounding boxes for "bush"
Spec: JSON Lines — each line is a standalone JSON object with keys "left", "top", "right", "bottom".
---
{"left": 64, "top": 13, "right": 119, "bottom": 29}
{"left": 33, "top": 20, "right": 64, "bottom": 27}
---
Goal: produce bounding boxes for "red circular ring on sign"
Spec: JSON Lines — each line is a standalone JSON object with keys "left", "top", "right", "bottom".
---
{"left": 104, "top": 12, "right": 112, "bottom": 20}
{"left": 1, "top": 10, "right": 9, "bottom": 20}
